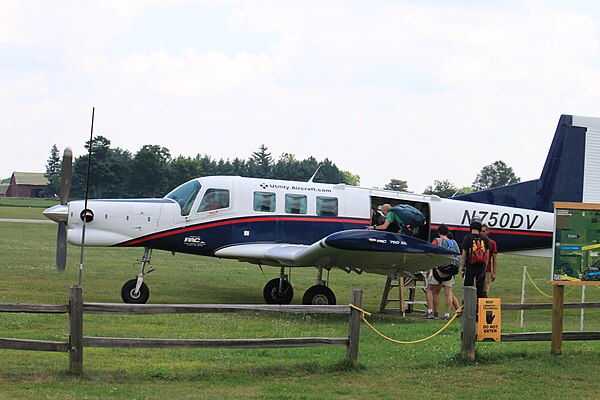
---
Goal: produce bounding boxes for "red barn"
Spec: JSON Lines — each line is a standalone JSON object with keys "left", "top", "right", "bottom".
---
{"left": 4, "top": 172, "right": 48, "bottom": 198}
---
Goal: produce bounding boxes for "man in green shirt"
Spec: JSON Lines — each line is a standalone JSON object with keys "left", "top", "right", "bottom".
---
{"left": 370, "top": 203, "right": 403, "bottom": 233}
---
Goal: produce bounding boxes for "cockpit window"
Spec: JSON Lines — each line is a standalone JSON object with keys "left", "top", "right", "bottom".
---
{"left": 165, "top": 180, "right": 201, "bottom": 216}
{"left": 253, "top": 191, "right": 276, "bottom": 212}
{"left": 198, "top": 188, "right": 230, "bottom": 212}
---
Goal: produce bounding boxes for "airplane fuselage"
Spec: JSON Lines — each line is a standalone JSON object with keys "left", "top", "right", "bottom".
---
{"left": 52, "top": 175, "right": 553, "bottom": 258}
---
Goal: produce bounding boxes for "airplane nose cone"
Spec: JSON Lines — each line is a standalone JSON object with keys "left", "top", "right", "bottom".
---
{"left": 43, "top": 204, "right": 68, "bottom": 223}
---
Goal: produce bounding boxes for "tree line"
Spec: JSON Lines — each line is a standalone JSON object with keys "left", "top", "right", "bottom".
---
{"left": 44, "top": 137, "right": 520, "bottom": 199}
{"left": 44, "top": 137, "right": 360, "bottom": 199}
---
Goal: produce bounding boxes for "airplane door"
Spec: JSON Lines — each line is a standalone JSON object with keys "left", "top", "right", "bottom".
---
{"left": 415, "top": 202, "right": 431, "bottom": 241}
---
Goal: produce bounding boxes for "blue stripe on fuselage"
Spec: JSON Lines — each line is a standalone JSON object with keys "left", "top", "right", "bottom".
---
{"left": 116, "top": 215, "right": 370, "bottom": 255}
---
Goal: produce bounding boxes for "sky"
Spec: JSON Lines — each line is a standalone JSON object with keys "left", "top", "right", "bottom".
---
{"left": 2, "top": 0, "right": 600, "bottom": 193}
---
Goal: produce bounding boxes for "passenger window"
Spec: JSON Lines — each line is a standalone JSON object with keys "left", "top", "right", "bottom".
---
{"left": 253, "top": 191, "right": 276, "bottom": 212}
{"left": 316, "top": 196, "right": 338, "bottom": 217}
{"left": 198, "top": 188, "right": 230, "bottom": 212}
{"left": 285, "top": 194, "right": 307, "bottom": 214}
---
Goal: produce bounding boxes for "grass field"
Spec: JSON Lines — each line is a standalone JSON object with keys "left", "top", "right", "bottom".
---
{"left": 1, "top": 216, "right": 600, "bottom": 399}
{"left": 0, "top": 197, "right": 58, "bottom": 208}
{"left": 0, "top": 198, "right": 58, "bottom": 219}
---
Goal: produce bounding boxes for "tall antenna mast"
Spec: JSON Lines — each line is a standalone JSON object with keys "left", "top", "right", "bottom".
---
{"left": 78, "top": 107, "right": 95, "bottom": 286}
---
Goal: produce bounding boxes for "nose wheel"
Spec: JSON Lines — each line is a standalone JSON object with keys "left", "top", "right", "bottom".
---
{"left": 121, "top": 247, "right": 153, "bottom": 304}
{"left": 121, "top": 279, "right": 150, "bottom": 304}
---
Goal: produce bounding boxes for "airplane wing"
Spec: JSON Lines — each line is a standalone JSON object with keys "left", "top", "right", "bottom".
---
{"left": 214, "top": 229, "right": 460, "bottom": 276}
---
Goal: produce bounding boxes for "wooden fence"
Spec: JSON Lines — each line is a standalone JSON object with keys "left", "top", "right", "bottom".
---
{"left": 0, "top": 286, "right": 364, "bottom": 374}
{"left": 460, "top": 286, "right": 600, "bottom": 360}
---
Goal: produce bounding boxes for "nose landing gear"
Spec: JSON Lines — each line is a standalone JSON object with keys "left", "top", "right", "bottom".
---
{"left": 121, "top": 247, "right": 153, "bottom": 304}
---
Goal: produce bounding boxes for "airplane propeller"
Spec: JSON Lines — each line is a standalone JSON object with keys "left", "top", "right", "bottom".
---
{"left": 56, "top": 147, "right": 72, "bottom": 272}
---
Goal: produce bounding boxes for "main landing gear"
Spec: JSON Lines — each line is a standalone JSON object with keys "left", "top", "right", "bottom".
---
{"left": 121, "top": 247, "right": 153, "bottom": 304}
{"left": 120, "top": 249, "right": 338, "bottom": 306}
{"left": 262, "top": 267, "right": 337, "bottom": 305}
{"left": 263, "top": 267, "right": 294, "bottom": 304}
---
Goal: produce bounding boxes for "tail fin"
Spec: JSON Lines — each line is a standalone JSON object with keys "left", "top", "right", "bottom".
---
{"left": 453, "top": 114, "right": 600, "bottom": 212}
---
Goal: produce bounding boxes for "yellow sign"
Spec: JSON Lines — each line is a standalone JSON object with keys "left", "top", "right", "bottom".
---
{"left": 477, "top": 298, "right": 501, "bottom": 342}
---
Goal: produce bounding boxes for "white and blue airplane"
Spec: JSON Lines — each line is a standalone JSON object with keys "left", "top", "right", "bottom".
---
{"left": 43, "top": 114, "right": 600, "bottom": 305}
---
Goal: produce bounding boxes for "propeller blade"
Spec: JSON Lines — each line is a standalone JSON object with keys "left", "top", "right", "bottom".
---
{"left": 57, "top": 220, "right": 67, "bottom": 272}
{"left": 59, "top": 147, "right": 73, "bottom": 205}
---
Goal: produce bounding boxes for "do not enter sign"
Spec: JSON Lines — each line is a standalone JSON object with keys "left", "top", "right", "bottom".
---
{"left": 477, "top": 298, "right": 501, "bottom": 342}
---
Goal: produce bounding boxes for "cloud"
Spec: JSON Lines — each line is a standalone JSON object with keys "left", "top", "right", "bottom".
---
{"left": 2, "top": 1, "right": 600, "bottom": 193}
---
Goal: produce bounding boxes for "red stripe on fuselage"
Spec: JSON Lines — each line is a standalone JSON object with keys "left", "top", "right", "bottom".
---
{"left": 430, "top": 224, "right": 552, "bottom": 238}
{"left": 118, "top": 215, "right": 370, "bottom": 247}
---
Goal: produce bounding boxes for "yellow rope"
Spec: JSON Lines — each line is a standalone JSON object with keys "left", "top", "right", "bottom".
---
{"left": 525, "top": 269, "right": 553, "bottom": 298}
{"left": 524, "top": 269, "right": 577, "bottom": 298}
{"left": 349, "top": 304, "right": 461, "bottom": 344}
{"left": 564, "top": 286, "right": 577, "bottom": 295}
{"left": 349, "top": 303, "right": 372, "bottom": 316}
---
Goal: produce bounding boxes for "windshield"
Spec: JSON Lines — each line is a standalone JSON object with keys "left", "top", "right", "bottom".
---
{"left": 165, "top": 180, "right": 201, "bottom": 216}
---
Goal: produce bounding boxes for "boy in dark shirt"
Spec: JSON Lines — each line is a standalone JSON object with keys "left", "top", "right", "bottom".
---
{"left": 461, "top": 219, "right": 490, "bottom": 299}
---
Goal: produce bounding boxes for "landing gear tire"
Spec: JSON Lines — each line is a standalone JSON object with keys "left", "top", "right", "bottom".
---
{"left": 263, "top": 278, "right": 294, "bottom": 305}
{"left": 121, "top": 279, "right": 150, "bottom": 304}
{"left": 302, "top": 285, "right": 336, "bottom": 305}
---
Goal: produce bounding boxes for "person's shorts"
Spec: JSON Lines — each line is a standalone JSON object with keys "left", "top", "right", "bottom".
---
{"left": 484, "top": 271, "right": 493, "bottom": 293}
{"left": 426, "top": 271, "right": 455, "bottom": 288}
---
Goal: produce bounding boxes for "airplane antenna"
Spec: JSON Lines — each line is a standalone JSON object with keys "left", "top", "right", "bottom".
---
{"left": 78, "top": 107, "right": 95, "bottom": 286}
{"left": 308, "top": 164, "right": 321, "bottom": 183}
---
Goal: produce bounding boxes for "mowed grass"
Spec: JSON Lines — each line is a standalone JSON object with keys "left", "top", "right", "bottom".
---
{"left": 0, "top": 198, "right": 58, "bottom": 220}
{"left": 0, "top": 205, "right": 49, "bottom": 219}
{"left": 1, "top": 220, "right": 600, "bottom": 399}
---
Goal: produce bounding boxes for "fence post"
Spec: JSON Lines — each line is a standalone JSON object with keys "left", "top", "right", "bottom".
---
{"left": 580, "top": 285, "right": 586, "bottom": 332}
{"left": 551, "top": 283, "right": 564, "bottom": 355}
{"left": 69, "top": 285, "right": 83, "bottom": 374}
{"left": 520, "top": 266, "right": 526, "bottom": 328}
{"left": 347, "top": 289, "right": 363, "bottom": 366}
{"left": 461, "top": 286, "right": 477, "bottom": 361}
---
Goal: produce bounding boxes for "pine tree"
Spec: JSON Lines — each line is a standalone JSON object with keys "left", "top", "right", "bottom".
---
{"left": 249, "top": 144, "right": 273, "bottom": 178}
{"left": 44, "top": 144, "right": 61, "bottom": 198}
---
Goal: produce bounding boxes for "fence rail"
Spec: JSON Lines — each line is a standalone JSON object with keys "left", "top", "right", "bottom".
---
{"left": 0, "top": 338, "right": 69, "bottom": 352}
{"left": 0, "top": 303, "right": 69, "bottom": 313}
{"left": 0, "top": 286, "right": 363, "bottom": 374}
{"left": 501, "top": 302, "right": 600, "bottom": 310}
{"left": 501, "top": 332, "right": 600, "bottom": 342}
{"left": 83, "top": 337, "right": 349, "bottom": 349}
{"left": 82, "top": 302, "right": 351, "bottom": 315}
